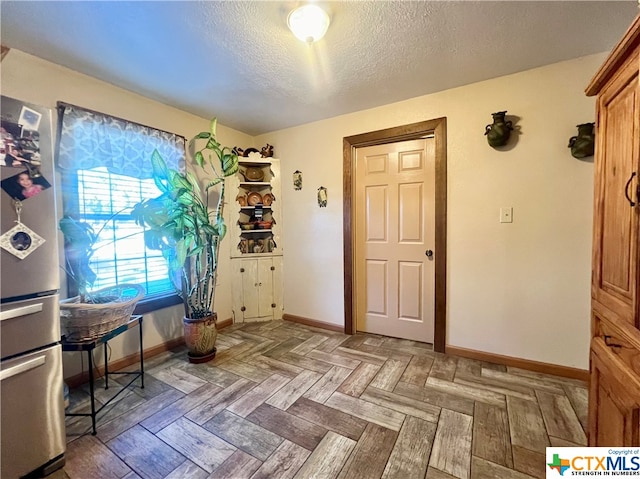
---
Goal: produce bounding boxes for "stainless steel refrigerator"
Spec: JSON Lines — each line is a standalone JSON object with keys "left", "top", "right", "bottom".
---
{"left": 0, "top": 96, "right": 65, "bottom": 478}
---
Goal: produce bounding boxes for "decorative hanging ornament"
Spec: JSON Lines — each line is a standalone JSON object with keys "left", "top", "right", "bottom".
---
{"left": 485, "top": 111, "right": 514, "bottom": 148}
{"left": 0, "top": 200, "right": 45, "bottom": 259}
{"left": 293, "top": 170, "right": 302, "bottom": 190}
{"left": 568, "top": 122, "right": 595, "bottom": 159}
{"left": 317, "top": 186, "right": 327, "bottom": 207}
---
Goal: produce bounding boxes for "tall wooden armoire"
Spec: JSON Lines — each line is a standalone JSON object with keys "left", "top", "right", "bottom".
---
{"left": 586, "top": 14, "right": 640, "bottom": 446}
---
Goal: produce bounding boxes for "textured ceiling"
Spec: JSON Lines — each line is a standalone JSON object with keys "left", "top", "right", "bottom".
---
{"left": 1, "top": 1, "right": 638, "bottom": 135}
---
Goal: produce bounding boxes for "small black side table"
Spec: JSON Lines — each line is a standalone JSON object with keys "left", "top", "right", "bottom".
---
{"left": 62, "top": 315, "right": 144, "bottom": 435}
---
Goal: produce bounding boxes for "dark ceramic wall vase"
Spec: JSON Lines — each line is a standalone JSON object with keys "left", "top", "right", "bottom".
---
{"left": 485, "top": 111, "right": 514, "bottom": 147}
{"left": 568, "top": 122, "right": 595, "bottom": 159}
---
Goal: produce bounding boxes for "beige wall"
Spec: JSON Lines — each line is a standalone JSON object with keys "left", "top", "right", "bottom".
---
{"left": 1, "top": 49, "right": 252, "bottom": 378}
{"left": 255, "top": 53, "right": 605, "bottom": 370}
{"left": 2, "top": 47, "right": 603, "bottom": 373}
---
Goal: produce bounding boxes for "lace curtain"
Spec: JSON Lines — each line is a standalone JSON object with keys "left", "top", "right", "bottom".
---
{"left": 57, "top": 104, "right": 185, "bottom": 178}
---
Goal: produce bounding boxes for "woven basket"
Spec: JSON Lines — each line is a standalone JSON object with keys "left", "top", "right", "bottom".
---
{"left": 60, "top": 284, "right": 145, "bottom": 342}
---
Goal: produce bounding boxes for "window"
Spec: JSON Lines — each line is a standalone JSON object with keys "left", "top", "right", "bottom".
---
{"left": 57, "top": 103, "right": 185, "bottom": 312}
{"left": 75, "top": 167, "right": 172, "bottom": 295}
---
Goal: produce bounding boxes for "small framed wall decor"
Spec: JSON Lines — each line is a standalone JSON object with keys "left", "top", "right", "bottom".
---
{"left": 317, "top": 186, "right": 327, "bottom": 208}
{"left": 293, "top": 170, "right": 302, "bottom": 190}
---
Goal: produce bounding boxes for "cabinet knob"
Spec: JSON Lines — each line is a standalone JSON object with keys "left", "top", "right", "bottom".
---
{"left": 241, "top": 306, "right": 246, "bottom": 312}
{"left": 240, "top": 268, "right": 245, "bottom": 273}
{"left": 271, "top": 303, "right": 276, "bottom": 308}
{"left": 271, "top": 266, "right": 275, "bottom": 271}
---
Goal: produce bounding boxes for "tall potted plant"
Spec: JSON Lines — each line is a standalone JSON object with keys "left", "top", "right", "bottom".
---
{"left": 132, "top": 118, "right": 238, "bottom": 363}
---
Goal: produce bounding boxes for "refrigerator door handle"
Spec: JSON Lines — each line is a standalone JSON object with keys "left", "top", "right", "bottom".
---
{"left": 0, "top": 303, "right": 44, "bottom": 322}
{"left": 0, "top": 355, "right": 46, "bottom": 381}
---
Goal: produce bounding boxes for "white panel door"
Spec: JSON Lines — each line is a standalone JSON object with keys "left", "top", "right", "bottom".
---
{"left": 355, "top": 138, "right": 435, "bottom": 343}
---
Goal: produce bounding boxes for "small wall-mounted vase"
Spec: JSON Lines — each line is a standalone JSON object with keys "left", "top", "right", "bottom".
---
{"left": 485, "top": 111, "right": 514, "bottom": 147}
{"left": 293, "top": 170, "right": 302, "bottom": 191}
{"left": 568, "top": 122, "right": 595, "bottom": 159}
{"left": 317, "top": 186, "right": 327, "bottom": 208}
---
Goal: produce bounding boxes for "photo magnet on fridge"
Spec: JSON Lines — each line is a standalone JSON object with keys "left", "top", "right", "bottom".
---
{"left": 0, "top": 109, "right": 42, "bottom": 169}
{"left": 17, "top": 106, "right": 43, "bottom": 132}
{"left": 1, "top": 169, "right": 51, "bottom": 201}
{"left": 1, "top": 119, "right": 42, "bottom": 169}
{"left": 0, "top": 222, "right": 45, "bottom": 260}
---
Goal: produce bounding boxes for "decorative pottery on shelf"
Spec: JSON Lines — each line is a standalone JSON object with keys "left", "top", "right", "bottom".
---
{"left": 257, "top": 220, "right": 273, "bottom": 229}
{"left": 247, "top": 191, "right": 262, "bottom": 206}
{"left": 183, "top": 313, "right": 217, "bottom": 363}
{"left": 262, "top": 193, "right": 274, "bottom": 206}
{"left": 236, "top": 194, "right": 247, "bottom": 206}
{"left": 485, "top": 111, "right": 514, "bottom": 147}
{"left": 260, "top": 144, "right": 274, "bottom": 157}
{"left": 234, "top": 145, "right": 275, "bottom": 159}
{"left": 242, "top": 147, "right": 260, "bottom": 157}
{"left": 568, "top": 122, "right": 595, "bottom": 159}
{"left": 239, "top": 167, "right": 264, "bottom": 182}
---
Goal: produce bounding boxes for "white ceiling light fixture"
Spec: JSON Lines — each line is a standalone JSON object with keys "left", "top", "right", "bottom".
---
{"left": 287, "top": 4, "right": 330, "bottom": 43}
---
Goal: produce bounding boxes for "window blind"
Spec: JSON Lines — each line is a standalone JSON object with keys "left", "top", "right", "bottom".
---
{"left": 77, "top": 167, "right": 172, "bottom": 297}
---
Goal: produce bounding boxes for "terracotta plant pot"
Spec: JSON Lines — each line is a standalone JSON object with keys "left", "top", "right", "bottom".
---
{"left": 183, "top": 313, "right": 217, "bottom": 363}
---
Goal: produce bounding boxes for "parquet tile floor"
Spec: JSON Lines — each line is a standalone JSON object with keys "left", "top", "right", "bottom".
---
{"left": 53, "top": 320, "right": 588, "bottom": 479}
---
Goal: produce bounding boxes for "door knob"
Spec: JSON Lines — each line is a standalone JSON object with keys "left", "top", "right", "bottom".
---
{"left": 425, "top": 250, "right": 433, "bottom": 258}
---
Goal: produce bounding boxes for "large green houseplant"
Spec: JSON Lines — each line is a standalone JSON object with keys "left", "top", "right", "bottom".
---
{"left": 132, "top": 118, "right": 238, "bottom": 362}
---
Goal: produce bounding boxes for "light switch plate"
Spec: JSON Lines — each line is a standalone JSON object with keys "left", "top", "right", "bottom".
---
{"left": 500, "top": 207, "right": 513, "bottom": 223}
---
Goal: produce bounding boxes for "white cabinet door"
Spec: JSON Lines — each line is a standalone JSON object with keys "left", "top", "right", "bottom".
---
{"left": 272, "top": 256, "right": 283, "bottom": 320}
{"left": 257, "top": 258, "right": 274, "bottom": 317}
{"left": 232, "top": 257, "right": 283, "bottom": 322}
{"left": 239, "top": 258, "right": 260, "bottom": 319}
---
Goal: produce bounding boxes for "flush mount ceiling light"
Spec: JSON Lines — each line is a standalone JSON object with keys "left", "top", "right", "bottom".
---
{"left": 287, "top": 4, "right": 330, "bottom": 43}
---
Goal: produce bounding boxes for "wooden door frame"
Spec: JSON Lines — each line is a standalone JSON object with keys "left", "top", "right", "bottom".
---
{"left": 343, "top": 117, "right": 447, "bottom": 352}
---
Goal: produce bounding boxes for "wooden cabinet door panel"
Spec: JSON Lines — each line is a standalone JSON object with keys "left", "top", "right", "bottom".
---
{"left": 591, "top": 47, "right": 640, "bottom": 326}
{"left": 588, "top": 15, "right": 640, "bottom": 448}
{"left": 592, "top": 306, "right": 640, "bottom": 377}
{"left": 589, "top": 344, "right": 640, "bottom": 446}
